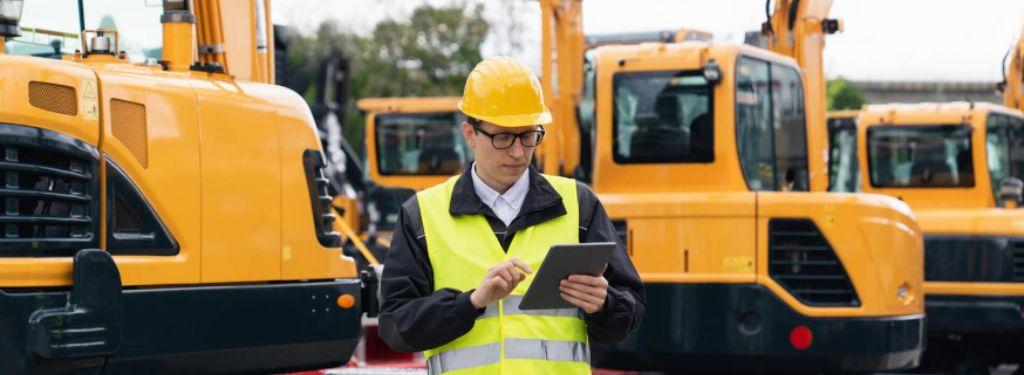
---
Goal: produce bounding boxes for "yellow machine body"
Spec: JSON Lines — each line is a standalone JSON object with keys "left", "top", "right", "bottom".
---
{"left": 850, "top": 102, "right": 1024, "bottom": 368}
{"left": 0, "top": 1, "right": 364, "bottom": 373}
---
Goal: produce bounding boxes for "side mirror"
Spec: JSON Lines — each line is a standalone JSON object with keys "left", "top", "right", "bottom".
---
{"left": 999, "top": 177, "right": 1023, "bottom": 208}
{"left": 703, "top": 59, "right": 722, "bottom": 85}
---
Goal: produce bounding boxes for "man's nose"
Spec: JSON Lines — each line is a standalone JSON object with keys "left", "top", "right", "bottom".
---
{"left": 507, "top": 138, "right": 525, "bottom": 158}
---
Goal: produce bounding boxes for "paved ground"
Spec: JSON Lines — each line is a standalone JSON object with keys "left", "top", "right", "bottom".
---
{"left": 320, "top": 365, "right": 1021, "bottom": 375}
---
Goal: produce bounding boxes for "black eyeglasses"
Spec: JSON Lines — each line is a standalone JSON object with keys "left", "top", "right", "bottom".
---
{"left": 471, "top": 124, "right": 545, "bottom": 149}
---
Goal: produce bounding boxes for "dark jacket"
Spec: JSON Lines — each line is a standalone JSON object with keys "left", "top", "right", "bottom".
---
{"left": 378, "top": 166, "right": 645, "bottom": 352}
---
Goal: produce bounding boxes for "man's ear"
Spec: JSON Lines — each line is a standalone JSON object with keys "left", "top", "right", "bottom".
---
{"left": 461, "top": 121, "right": 475, "bottom": 147}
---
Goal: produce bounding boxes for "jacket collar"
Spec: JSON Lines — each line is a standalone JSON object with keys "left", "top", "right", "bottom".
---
{"left": 450, "top": 163, "right": 563, "bottom": 219}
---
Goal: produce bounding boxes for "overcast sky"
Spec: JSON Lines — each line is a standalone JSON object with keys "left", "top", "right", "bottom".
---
{"left": 273, "top": 0, "right": 1024, "bottom": 83}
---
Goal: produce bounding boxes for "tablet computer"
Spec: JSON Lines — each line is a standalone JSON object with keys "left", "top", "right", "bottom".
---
{"left": 518, "top": 242, "right": 616, "bottom": 310}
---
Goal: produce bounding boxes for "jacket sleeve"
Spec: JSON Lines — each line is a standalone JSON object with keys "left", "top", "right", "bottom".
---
{"left": 576, "top": 182, "right": 646, "bottom": 343}
{"left": 378, "top": 196, "right": 484, "bottom": 352}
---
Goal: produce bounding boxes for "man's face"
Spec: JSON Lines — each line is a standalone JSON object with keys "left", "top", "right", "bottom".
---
{"left": 461, "top": 120, "right": 540, "bottom": 189}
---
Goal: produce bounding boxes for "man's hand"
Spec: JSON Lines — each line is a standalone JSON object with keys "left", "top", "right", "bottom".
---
{"left": 470, "top": 258, "right": 533, "bottom": 309}
{"left": 559, "top": 273, "right": 609, "bottom": 314}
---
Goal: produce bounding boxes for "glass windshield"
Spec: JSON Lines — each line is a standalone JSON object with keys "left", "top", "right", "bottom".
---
{"left": 735, "top": 57, "right": 809, "bottom": 191}
{"left": 6, "top": 0, "right": 81, "bottom": 57}
{"left": 81, "top": 0, "right": 163, "bottom": 62}
{"left": 986, "top": 114, "right": 1024, "bottom": 200}
{"left": 612, "top": 70, "right": 712, "bottom": 163}
{"left": 827, "top": 117, "right": 860, "bottom": 192}
{"left": 375, "top": 112, "right": 470, "bottom": 176}
{"left": 867, "top": 125, "right": 974, "bottom": 188}
{"left": 7, "top": 0, "right": 162, "bottom": 62}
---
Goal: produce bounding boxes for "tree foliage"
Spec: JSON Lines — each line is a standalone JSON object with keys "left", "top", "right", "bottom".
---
{"left": 283, "top": 3, "right": 489, "bottom": 156}
{"left": 826, "top": 77, "right": 867, "bottom": 111}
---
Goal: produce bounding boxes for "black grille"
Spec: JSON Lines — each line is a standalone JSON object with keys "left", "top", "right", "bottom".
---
{"left": 1013, "top": 241, "right": 1024, "bottom": 281}
{"left": 769, "top": 219, "right": 859, "bottom": 307}
{"left": 303, "top": 150, "right": 341, "bottom": 248}
{"left": 0, "top": 124, "right": 99, "bottom": 256}
{"left": 925, "top": 236, "right": 1024, "bottom": 282}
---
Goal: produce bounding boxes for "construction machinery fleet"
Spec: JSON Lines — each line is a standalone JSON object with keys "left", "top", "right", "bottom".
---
{"left": 338, "top": 1, "right": 927, "bottom": 373}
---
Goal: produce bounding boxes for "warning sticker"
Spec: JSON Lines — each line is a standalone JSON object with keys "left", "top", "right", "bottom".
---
{"left": 82, "top": 80, "right": 98, "bottom": 122}
{"left": 723, "top": 257, "right": 754, "bottom": 272}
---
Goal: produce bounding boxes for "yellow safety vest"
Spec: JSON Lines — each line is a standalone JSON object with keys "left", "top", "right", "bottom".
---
{"left": 417, "top": 174, "right": 589, "bottom": 375}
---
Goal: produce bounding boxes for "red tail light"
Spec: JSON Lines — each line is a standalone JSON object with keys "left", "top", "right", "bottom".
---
{"left": 789, "top": 325, "right": 813, "bottom": 350}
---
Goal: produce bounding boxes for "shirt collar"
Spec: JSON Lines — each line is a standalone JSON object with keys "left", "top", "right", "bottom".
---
{"left": 470, "top": 162, "right": 529, "bottom": 208}
{"left": 450, "top": 163, "right": 564, "bottom": 220}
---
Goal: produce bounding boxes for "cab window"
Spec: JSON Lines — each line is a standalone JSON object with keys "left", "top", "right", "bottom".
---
{"left": 867, "top": 125, "right": 974, "bottom": 188}
{"left": 375, "top": 112, "right": 469, "bottom": 175}
{"left": 986, "top": 114, "right": 1024, "bottom": 198}
{"left": 735, "top": 57, "right": 809, "bottom": 191}
{"left": 8, "top": 1, "right": 163, "bottom": 61}
{"left": 827, "top": 116, "right": 860, "bottom": 192}
{"left": 612, "top": 70, "right": 713, "bottom": 163}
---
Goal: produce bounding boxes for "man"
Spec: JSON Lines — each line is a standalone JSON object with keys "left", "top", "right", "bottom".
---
{"left": 379, "top": 56, "right": 644, "bottom": 374}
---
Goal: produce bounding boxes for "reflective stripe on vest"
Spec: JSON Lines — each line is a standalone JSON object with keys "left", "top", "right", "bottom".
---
{"left": 481, "top": 295, "right": 582, "bottom": 319}
{"left": 418, "top": 174, "right": 588, "bottom": 375}
{"left": 426, "top": 339, "right": 590, "bottom": 375}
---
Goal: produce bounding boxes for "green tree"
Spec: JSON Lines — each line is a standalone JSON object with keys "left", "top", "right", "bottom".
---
{"left": 283, "top": 3, "right": 490, "bottom": 157}
{"left": 827, "top": 77, "right": 866, "bottom": 111}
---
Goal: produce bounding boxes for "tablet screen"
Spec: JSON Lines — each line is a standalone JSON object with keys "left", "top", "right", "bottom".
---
{"left": 518, "top": 242, "right": 616, "bottom": 310}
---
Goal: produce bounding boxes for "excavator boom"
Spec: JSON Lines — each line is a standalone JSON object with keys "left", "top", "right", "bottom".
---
{"left": 763, "top": 0, "right": 841, "bottom": 191}
{"left": 1004, "top": 26, "right": 1024, "bottom": 111}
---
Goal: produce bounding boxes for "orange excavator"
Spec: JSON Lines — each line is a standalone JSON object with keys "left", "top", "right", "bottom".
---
{"left": 0, "top": 1, "right": 375, "bottom": 373}
{"left": 540, "top": 0, "right": 924, "bottom": 373}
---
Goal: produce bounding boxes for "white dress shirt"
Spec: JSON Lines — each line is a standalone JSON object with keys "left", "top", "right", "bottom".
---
{"left": 470, "top": 162, "right": 529, "bottom": 227}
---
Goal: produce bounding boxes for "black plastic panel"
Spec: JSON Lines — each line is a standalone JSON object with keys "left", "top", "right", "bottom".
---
{"left": 28, "top": 249, "right": 122, "bottom": 360}
{"left": 591, "top": 283, "right": 923, "bottom": 374}
{"left": 0, "top": 279, "right": 362, "bottom": 375}
{"left": 105, "top": 158, "right": 178, "bottom": 255}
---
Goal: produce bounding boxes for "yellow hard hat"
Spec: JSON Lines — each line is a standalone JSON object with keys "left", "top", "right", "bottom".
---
{"left": 458, "top": 56, "right": 552, "bottom": 128}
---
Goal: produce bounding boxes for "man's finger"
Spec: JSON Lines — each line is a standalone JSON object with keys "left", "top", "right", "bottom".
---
{"left": 498, "top": 267, "right": 516, "bottom": 286}
{"left": 487, "top": 275, "right": 507, "bottom": 290}
{"left": 567, "top": 274, "right": 605, "bottom": 286}
{"left": 559, "top": 282, "right": 605, "bottom": 306}
{"left": 560, "top": 292, "right": 597, "bottom": 313}
{"left": 509, "top": 258, "right": 533, "bottom": 274}
{"left": 561, "top": 280, "right": 606, "bottom": 302}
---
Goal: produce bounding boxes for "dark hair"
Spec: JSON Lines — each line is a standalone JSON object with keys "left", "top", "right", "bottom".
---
{"left": 466, "top": 116, "right": 482, "bottom": 127}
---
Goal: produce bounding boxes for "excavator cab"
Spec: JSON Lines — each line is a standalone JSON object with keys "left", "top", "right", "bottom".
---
{"left": 356, "top": 97, "right": 466, "bottom": 249}
{"left": 359, "top": 97, "right": 468, "bottom": 191}
{"left": 584, "top": 42, "right": 924, "bottom": 374}
{"left": 0, "top": 1, "right": 369, "bottom": 373}
{"left": 857, "top": 102, "right": 1024, "bottom": 370}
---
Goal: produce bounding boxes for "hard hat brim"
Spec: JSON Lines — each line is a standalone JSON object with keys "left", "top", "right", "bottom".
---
{"left": 458, "top": 101, "right": 553, "bottom": 128}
